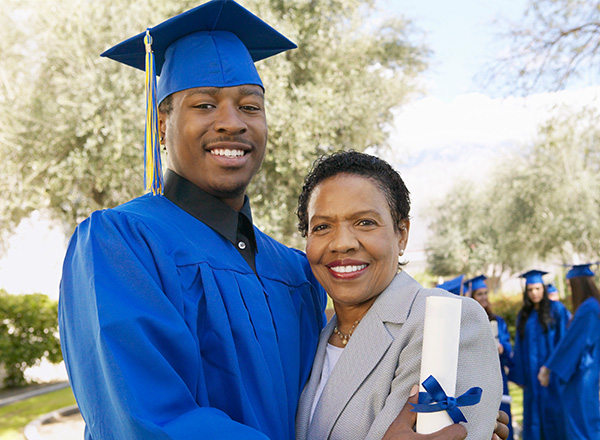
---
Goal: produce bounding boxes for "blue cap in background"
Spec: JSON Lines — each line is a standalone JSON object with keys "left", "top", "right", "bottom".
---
{"left": 436, "top": 274, "right": 465, "bottom": 295}
{"left": 519, "top": 270, "right": 548, "bottom": 285}
{"left": 566, "top": 263, "right": 596, "bottom": 279}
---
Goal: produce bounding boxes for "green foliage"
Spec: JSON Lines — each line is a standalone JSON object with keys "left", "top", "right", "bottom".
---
{"left": 490, "top": 292, "right": 523, "bottom": 340}
{"left": 0, "top": 290, "right": 61, "bottom": 387}
{"left": 425, "top": 107, "right": 600, "bottom": 284}
{"left": 0, "top": 0, "right": 428, "bottom": 250}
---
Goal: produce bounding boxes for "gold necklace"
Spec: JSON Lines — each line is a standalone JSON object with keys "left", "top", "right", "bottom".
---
{"left": 333, "top": 320, "right": 360, "bottom": 346}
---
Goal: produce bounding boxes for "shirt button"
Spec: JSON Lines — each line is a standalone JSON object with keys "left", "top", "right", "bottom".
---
{"left": 238, "top": 241, "right": 246, "bottom": 250}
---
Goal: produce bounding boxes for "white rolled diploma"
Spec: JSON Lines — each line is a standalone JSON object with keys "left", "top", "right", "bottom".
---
{"left": 416, "top": 296, "right": 462, "bottom": 434}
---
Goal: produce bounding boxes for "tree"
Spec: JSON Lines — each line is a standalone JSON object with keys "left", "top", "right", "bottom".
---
{"left": 425, "top": 106, "right": 600, "bottom": 284}
{"left": 0, "top": 0, "right": 428, "bottom": 250}
{"left": 487, "top": 0, "right": 600, "bottom": 95}
{"left": 424, "top": 179, "right": 507, "bottom": 289}
{"left": 0, "top": 290, "right": 62, "bottom": 387}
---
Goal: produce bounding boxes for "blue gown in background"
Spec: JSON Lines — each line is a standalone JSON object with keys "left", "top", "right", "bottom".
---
{"left": 546, "top": 297, "right": 600, "bottom": 440}
{"left": 59, "top": 194, "right": 327, "bottom": 440}
{"left": 495, "top": 315, "right": 514, "bottom": 440}
{"left": 510, "top": 301, "right": 571, "bottom": 440}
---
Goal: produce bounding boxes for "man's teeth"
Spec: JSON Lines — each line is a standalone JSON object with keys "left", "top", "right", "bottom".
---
{"left": 211, "top": 149, "right": 245, "bottom": 158}
{"left": 330, "top": 264, "right": 367, "bottom": 274}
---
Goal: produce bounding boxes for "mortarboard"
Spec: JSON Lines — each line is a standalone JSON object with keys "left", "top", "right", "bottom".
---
{"left": 519, "top": 270, "right": 548, "bottom": 285}
{"left": 566, "top": 263, "right": 596, "bottom": 279}
{"left": 101, "top": 0, "right": 297, "bottom": 195}
{"left": 546, "top": 283, "right": 558, "bottom": 293}
{"left": 436, "top": 274, "right": 465, "bottom": 295}
{"left": 466, "top": 275, "right": 487, "bottom": 292}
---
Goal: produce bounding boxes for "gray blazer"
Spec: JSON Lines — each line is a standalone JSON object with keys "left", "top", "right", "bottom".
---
{"left": 296, "top": 271, "right": 502, "bottom": 440}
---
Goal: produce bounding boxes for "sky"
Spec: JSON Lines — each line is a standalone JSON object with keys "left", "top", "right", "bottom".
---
{"left": 1, "top": 0, "right": 599, "bottom": 299}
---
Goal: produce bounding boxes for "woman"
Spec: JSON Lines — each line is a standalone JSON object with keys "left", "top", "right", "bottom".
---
{"left": 466, "top": 275, "right": 514, "bottom": 440}
{"left": 538, "top": 263, "right": 600, "bottom": 439}
{"left": 294, "top": 151, "right": 502, "bottom": 440}
{"left": 509, "top": 270, "right": 570, "bottom": 440}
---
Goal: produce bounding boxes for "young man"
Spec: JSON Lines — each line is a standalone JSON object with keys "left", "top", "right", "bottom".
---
{"left": 59, "top": 1, "right": 326, "bottom": 438}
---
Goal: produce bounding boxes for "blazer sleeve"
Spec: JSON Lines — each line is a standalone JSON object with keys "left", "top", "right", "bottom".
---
{"left": 363, "top": 295, "right": 502, "bottom": 440}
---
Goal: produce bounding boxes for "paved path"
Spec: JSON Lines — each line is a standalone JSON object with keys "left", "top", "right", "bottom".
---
{"left": 0, "top": 382, "right": 70, "bottom": 407}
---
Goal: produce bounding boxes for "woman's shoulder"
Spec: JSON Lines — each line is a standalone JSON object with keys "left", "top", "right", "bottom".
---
{"left": 578, "top": 297, "right": 600, "bottom": 315}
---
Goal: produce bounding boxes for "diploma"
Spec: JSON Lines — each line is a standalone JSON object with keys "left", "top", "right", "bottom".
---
{"left": 416, "top": 296, "right": 462, "bottom": 434}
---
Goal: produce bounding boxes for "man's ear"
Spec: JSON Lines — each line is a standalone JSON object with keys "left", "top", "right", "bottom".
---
{"left": 159, "top": 111, "right": 167, "bottom": 143}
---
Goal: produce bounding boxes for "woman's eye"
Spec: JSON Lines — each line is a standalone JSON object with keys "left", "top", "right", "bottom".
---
{"left": 311, "top": 224, "right": 329, "bottom": 233}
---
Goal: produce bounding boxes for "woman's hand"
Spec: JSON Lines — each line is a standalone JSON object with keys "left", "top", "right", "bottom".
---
{"left": 382, "top": 386, "right": 510, "bottom": 440}
{"left": 382, "top": 385, "right": 467, "bottom": 440}
{"left": 537, "top": 366, "right": 550, "bottom": 387}
{"left": 493, "top": 410, "right": 510, "bottom": 440}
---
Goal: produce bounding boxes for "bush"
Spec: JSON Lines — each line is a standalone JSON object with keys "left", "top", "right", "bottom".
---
{"left": 0, "top": 290, "right": 62, "bottom": 387}
{"left": 489, "top": 292, "right": 523, "bottom": 341}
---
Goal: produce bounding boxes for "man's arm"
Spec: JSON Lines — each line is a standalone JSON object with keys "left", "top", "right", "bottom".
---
{"left": 59, "top": 210, "right": 270, "bottom": 439}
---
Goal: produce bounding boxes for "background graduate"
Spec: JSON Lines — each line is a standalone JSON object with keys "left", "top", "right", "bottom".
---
{"left": 465, "top": 275, "right": 514, "bottom": 440}
{"left": 509, "top": 270, "right": 570, "bottom": 440}
{"left": 538, "top": 263, "right": 600, "bottom": 440}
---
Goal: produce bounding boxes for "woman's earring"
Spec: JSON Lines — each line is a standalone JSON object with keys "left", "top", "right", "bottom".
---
{"left": 399, "top": 249, "right": 405, "bottom": 256}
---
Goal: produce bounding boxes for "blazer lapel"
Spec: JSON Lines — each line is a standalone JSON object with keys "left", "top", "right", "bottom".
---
{"left": 306, "top": 272, "right": 422, "bottom": 439}
{"left": 296, "top": 317, "right": 337, "bottom": 439}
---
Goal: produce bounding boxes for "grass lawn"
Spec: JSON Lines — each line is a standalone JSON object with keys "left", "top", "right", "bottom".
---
{"left": 509, "top": 382, "right": 523, "bottom": 436}
{"left": 0, "top": 387, "right": 76, "bottom": 440}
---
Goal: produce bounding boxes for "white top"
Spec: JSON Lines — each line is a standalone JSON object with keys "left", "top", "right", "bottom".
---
{"left": 309, "top": 343, "right": 344, "bottom": 423}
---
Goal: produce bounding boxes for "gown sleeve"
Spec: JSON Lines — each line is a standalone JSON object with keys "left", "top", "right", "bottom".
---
{"left": 546, "top": 301, "right": 596, "bottom": 383}
{"left": 496, "top": 316, "right": 513, "bottom": 369}
{"left": 59, "top": 210, "right": 270, "bottom": 439}
{"left": 507, "top": 313, "right": 525, "bottom": 386}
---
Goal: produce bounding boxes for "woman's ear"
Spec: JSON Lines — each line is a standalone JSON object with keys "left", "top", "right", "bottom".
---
{"left": 398, "top": 219, "right": 410, "bottom": 252}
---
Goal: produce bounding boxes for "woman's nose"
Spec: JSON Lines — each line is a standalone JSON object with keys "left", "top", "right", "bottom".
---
{"left": 328, "top": 225, "right": 359, "bottom": 253}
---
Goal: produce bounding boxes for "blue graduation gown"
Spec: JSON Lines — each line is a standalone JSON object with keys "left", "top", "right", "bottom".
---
{"left": 510, "top": 301, "right": 571, "bottom": 440}
{"left": 546, "top": 297, "right": 600, "bottom": 440}
{"left": 495, "top": 316, "right": 514, "bottom": 440}
{"left": 59, "top": 194, "right": 327, "bottom": 440}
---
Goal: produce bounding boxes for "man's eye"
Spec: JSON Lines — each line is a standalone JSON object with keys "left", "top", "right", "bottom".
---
{"left": 194, "top": 103, "right": 214, "bottom": 109}
{"left": 357, "top": 219, "right": 376, "bottom": 226}
{"left": 240, "top": 105, "right": 261, "bottom": 111}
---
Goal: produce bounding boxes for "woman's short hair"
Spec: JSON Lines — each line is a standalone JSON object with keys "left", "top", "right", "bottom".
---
{"left": 297, "top": 150, "right": 410, "bottom": 237}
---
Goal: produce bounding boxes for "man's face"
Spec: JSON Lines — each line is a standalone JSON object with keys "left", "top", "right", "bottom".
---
{"left": 160, "top": 85, "right": 267, "bottom": 209}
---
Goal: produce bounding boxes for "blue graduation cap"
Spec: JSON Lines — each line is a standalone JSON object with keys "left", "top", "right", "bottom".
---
{"left": 519, "top": 270, "right": 548, "bottom": 285}
{"left": 101, "top": 0, "right": 296, "bottom": 195}
{"left": 466, "top": 275, "right": 487, "bottom": 292}
{"left": 436, "top": 275, "right": 465, "bottom": 295}
{"left": 566, "top": 263, "right": 596, "bottom": 279}
{"left": 546, "top": 283, "right": 558, "bottom": 293}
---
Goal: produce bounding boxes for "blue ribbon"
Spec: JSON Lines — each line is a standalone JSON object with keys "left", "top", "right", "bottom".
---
{"left": 410, "top": 375, "right": 482, "bottom": 424}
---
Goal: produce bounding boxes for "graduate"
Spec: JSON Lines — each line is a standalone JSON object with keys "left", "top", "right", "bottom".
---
{"left": 538, "top": 263, "right": 600, "bottom": 440}
{"left": 509, "top": 270, "right": 570, "bottom": 440}
{"left": 58, "top": 2, "right": 327, "bottom": 438}
{"left": 465, "top": 275, "right": 514, "bottom": 440}
{"left": 435, "top": 274, "right": 466, "bottom": 295}
{"left": 545, "top": 283, "right": 560, "bottom": 301}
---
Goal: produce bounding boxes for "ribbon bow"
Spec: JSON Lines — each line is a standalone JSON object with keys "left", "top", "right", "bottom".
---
{"left": 410, "top": 375, "right": 482, "bottom": 424}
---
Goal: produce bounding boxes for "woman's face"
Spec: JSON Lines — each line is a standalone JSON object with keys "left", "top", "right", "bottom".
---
{"left": 526, "top": 283, "right": 544, "bottom": 305}
{"left": 472, "top": 288, "right": 489, "bottom": 309}
{"left": 305, "top": 174, "right": 409, "bottom": 311}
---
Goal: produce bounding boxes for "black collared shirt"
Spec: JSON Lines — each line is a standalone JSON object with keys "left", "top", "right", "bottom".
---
{"left": 163, "top": 169, "right": 258, "bottom": 272}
